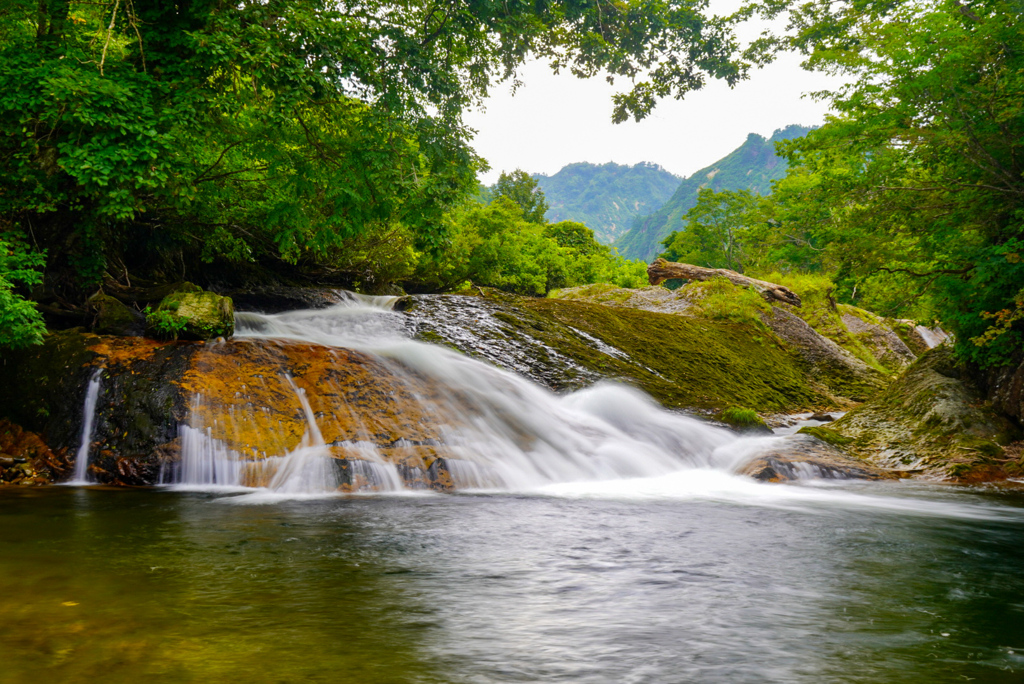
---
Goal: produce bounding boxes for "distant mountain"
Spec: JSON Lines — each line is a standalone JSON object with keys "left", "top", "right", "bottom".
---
{"left": 614, "top": 125, "right": 813, "bottom": 261}
{"left": 532, "top": 162, "right": 681, "bottom": 244}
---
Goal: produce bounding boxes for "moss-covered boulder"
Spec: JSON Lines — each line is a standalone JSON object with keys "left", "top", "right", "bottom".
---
{"left": 88, "top": 293, "right": 141, "bottom": 336}
{"left": 822, "top": 346, "right": 1021, "bottom": 481}
{"left": 718, "top": 407, "right": 770, "bottom": 433}
{"left": 147, "top": 284, "right": 234, "bottom": 340}
{"left": 548, "top": 282, "right": 889, "bottom": 405}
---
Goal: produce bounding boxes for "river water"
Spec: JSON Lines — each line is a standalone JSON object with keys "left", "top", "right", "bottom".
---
{"left": 2, "top": 484, "right": 1023, "bottom": 683}
{"left": 4, "top": 294, "right": 1024, "bottom": 682}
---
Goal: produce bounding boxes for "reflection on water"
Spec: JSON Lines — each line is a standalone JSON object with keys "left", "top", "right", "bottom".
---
{"left": 1, "top": 485, "right": 1023, "bottom": 683}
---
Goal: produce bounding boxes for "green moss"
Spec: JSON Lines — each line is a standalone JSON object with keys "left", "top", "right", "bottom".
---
{"left": 148, "top": 290, "right": 234, "bottom": 340}
{"left": 719, "top": 407, "right": 768, "bottom": 430}
{"left": 682, "top": 278, "right": 770, "bottom": 330}
{"left": 515, "top": 297, "right": 824, "bottom": 412}
{"left": 797, "top": 425, "right": 855, "bottom": 447}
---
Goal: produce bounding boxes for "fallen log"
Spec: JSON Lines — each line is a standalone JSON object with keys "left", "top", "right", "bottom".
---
{"left": 647, "top": 258, "right": 802, "bottom": 307}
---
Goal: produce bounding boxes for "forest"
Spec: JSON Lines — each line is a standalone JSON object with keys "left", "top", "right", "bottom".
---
{"left": 1, "top": 0, "right": 1022, "bottom": 372}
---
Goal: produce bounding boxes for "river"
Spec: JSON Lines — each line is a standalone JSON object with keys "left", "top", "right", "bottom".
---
{"left": 3, "top": 295, "right": 1024, "bottom": 682}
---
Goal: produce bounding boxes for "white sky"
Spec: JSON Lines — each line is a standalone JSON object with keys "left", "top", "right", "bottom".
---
{"left": 466, "top": 17, "right": 846, "bottom": 184}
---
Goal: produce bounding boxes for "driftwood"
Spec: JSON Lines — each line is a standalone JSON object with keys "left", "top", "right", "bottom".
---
{"left": 647, "top": 258, "right": 802, "bottom": 307}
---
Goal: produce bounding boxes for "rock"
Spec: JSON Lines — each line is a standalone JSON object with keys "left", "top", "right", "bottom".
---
{"left": 761, "top": 307, "right": 885, "bottom": 402}
{"left": 88, "top": 293, "right": 142, "bottom": 336}
{"left": 0, "top": 419, "right": 68, "bottom": 484}
{"left": 405, "top": 292, "right": 827, "bottom": 412}
{"left": 222, "top": 286, "right": 352, "bottom": 314}
{"left": 839, "top": 305, "right": 917, "bottom": 370}
{"left": 808, "top": 413, "right": 835, "bottom": 422}
{"left": 148, "top": 287, "right": 234, "bottom": 340}
{"left": 739, "top": 435, "right": 898, "bottom": 482}
{"left": 823, "top": 346, "right": 1022, "bottom": 481}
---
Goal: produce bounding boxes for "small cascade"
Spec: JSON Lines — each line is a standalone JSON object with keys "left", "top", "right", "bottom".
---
{"left": 160, "top": 292, "right": 861, "bottom": 497}
{"left": 915, "top": 325, "right": 948, "bottom": 349}
{"left": 68, "top": 370, "right": 102, "bottom": 485}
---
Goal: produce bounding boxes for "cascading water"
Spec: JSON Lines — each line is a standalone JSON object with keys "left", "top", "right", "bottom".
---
{"left": 68, "top": 369, "right": 102, "bottom": 485}
{"left": 162, "top": 292, "right": 838, "bottom": 497}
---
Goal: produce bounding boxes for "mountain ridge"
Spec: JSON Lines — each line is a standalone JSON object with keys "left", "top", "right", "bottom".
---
{"left": 614, "top": 124, "right": 813, "bottom": 261}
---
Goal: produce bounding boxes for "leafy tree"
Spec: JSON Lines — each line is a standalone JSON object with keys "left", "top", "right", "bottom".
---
{"left": 0, "top": 232, "right": 46, "bottom": 350}
{"left": 661, "top": 189, "right": 768, "bottom": 272}
{"left": 492, "top": 170, "right": 550, "bottom": 224}
{"left": 756, "top": 0, "right": 1024, "bottom": 366}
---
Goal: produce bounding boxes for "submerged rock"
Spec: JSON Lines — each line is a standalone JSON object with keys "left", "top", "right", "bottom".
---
{"left": 823, "top": 347, "right": 1022, "bottom": 481}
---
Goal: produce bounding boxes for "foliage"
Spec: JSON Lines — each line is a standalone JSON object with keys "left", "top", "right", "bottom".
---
{"left": 719, "top": 407, "right": 767, "bottom": 430}
{"left": 0, "top": 232, "right": 46, "bottom": 350}
{"left": 492, "top": 170, "right": 550, "bottom": 224}
{"left": 661, "top": 189, "right": 770, "bottom": 272}
{"left": 415, "top": 200, "right": 648, "bottom": 295}
{"left": 144, "top": 306, "right": 188, "bottom": 341}
{"left": 0, "top": 0, "right": 753, "bottom": 348}
{"left": 748, "top": 0, "right": 1024, "bottom": 367}
{"left": 533, "top": 162, "right": 680, "bottom": 243}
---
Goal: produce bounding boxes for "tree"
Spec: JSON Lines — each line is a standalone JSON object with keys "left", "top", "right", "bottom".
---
{"left": 492, "top": 170, "right": 550, "bottom": 224}
{"left": 757, "top": 0, "right": 1024, "bottom": 366}
{"left": 661, "top": 189, "right": 767, "bottom": 273}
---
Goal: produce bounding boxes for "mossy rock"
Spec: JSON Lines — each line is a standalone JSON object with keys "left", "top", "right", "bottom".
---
{"left": 148, "top": 288, "right": 234, "bottom": 340}
{"left": 820, "top": 346, "right": 1022, "bottom": 481}
{"left": 88, "top": 293, "right": 140, "bottom": 336}
{"left": 719, "top": 407, "right": 770, "bottom": 433}
{"left": 796, "top": 425, "right": 854, "bottom": 447}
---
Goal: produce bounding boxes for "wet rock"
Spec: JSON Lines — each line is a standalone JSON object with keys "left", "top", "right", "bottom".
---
{"left": 839, "top": 305, "right": 917, "bottom": 370}
{"left": 808, "top": 413, "right": 835, "bottom": 422}
{"left": 88, "top": 293, "right": 143, "bottom": 336}
{"left": 148, "top": 286, "right": 234, "bottom": 340}
{"left": 823, "top": 346, "right": 1021, "bottom": 481}
{"left": 221, "top": 286, "right": 351, "bottom": 314}
{"left": 739, "top": 435, "right": 898, "bottom": 482}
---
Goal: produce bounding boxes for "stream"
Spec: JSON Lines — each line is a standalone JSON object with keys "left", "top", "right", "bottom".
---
{"left": 3, "top": 294, "right": 1024, "bottom": 682}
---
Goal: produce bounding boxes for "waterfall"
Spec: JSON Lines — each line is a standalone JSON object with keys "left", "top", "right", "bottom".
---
{"left": 68, "top": 369, "right": 102, "bottom": 485}
{"left": 164, "top": 293, "right": 826, "bottom": 496}
{"left": 915, "top": 325, "right": 948, "bottom": 349}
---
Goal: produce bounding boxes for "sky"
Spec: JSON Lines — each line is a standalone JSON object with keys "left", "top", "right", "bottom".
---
{"left": 465, "top": 26, "right": 846, "bottom": 185}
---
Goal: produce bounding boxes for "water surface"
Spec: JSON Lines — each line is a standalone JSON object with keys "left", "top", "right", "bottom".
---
{"left": 2, "top": 483, "right": 1023, "bottom": 683}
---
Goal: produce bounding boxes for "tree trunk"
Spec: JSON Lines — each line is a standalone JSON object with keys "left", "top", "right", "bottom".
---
{"left": 647, "top": 258, "right": 802, "bottom": 307}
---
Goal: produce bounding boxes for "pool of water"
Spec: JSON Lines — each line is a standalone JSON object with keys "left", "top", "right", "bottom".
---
{"left": 2, "top": 482, "right": 1024, "bottom": 683}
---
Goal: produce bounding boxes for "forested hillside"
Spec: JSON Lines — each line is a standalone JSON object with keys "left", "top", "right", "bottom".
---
{"left": 532, "top": 162, "right": 680, "bottom": 244}
{"left": 615, "top": 125, "right": 811, "bottom": 260}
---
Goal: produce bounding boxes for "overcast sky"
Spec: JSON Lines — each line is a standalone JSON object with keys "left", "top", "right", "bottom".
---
{"left": 466, "top": 23, "right": 846, "bottom": 185}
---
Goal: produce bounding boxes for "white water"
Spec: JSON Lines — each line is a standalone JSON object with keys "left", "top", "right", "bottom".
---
{"left": 160, "top": 294, "right": 1024, "bottom": 521}
{"left": 915, "top": 325, "right": 948, "bottom": 349}
{"left": 68, "top": 370, "right": 102, "bottom": 485}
